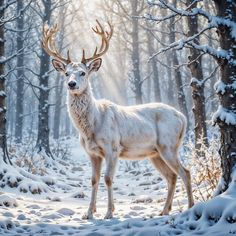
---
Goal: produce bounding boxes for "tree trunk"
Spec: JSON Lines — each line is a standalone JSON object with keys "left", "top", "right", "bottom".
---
{"left": 147, "top": 29, "right": 161, "bottom": 102}
{"left": 166, "top": 53, "right": 175, "bottom": 106}
{"left": 51, "top": 6, "right": 65, "bottom": 140}
{"left": 186, "top": 0, "right": 208, "bottom": 150}
{"left": 131, "top": 1, "right": 142, "bottom": 104}
{"left": 115, "top": 32, "right": 127, "bottom": 105}
{"left": 64, "top": 113, "right": 71, "bottom": 137}
{"left": 36, "top": 0, "right": 53, "bottom": 158}
{"left": 53, "top": 75, "right": 63, "bottom": 140}
{"left": 0, "top": 0, "right": 11, "bottom": 164}
{"left": 213, "top": 0, "right": 236, "bottom": 191}
{"left": 169, "top": 11, "right": 189, "bottom": 126}
{"left": 14, "top": 0, "right": 25, "bottom": 143}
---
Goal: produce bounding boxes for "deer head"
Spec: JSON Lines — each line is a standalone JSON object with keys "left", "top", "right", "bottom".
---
{"left": 42, "top": 20, "right": 113, "bottom": 95}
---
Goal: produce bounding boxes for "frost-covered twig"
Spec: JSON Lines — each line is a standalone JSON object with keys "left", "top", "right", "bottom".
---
{"left": 148, "top": 25, "right": 213, "bottom": 61}
{"left": 0, "top": 0, "right": 32, "bottom": 25}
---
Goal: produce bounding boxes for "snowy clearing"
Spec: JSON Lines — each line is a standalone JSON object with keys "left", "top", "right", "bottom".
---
{"left": 0, "top": 138, "right": 235, "bottom": 236}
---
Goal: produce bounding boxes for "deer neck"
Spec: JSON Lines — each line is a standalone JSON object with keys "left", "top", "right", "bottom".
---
{"left": 67, "top": 85, "right": 97, "bottom": 139}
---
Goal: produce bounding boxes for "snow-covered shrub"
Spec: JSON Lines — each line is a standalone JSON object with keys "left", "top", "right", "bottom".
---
{"left": 8, "top": 138, "right": 47, "bottom": 175}
{"left": 124, "top": 160, "right": 140, "bottom": 172}
{"left": 18, "top": 180, "right": 48, "bottom": 194}
{"left": 50, "top": 137, "right": 71, "bottom": 160}
{"left": 8, "top": 137, "right": 71, "bottom": 176}
{"left": 184, "top": 136, "right": 221, "bottom": 201}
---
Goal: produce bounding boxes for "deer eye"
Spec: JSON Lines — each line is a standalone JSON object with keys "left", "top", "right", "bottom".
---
{"left": 65, "top": 72, "right": 69, "bottom": 76}
{"left": 80, "top": 71, "right": 85, "bottom": 76}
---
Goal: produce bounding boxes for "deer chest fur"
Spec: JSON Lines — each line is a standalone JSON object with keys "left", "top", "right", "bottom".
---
{"left": 67, "top": 92, "right": 114, "bottom": 158}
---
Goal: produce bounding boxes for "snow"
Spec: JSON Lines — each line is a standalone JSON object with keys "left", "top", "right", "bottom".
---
{"left": 0, "top": 138, "right": 235, "bottom": 235}
{"left": 0, "top": 56, "right": 6, "bottom": 63}
{"left": 0, "top": 90, "right": 6, "bottom": 97}
{"left": 57, "top": 208, "right": 75, "bottom": 216}
{"left": 191, "top": 77, "right": 203, "bottom": 87}
{"left": 132, "top": 195, "right": 153, "bottom": 203}
{"left": 213, "top": 105, "right": 236, "bottom": 125}
{"left": 214, "top": 80, "right": 226, "bottom": 95}
{"left": 210, "top": 16, "right": 236, "bottom": 40}
{"left": 214, "top": 79, "right": 236, "bottom": 95}
{"left": 0, "top": 194, "right": 17, "bottom": 208}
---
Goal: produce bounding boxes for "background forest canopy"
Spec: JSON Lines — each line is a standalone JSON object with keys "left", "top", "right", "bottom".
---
{"left": 4, "top": 0, "right": 219, "bottom": 145}
{"left": 2, "top": 0, "right": 235, "bottom": 188}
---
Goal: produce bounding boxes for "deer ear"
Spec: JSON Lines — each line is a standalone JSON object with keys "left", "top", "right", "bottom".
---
{"left": 88, "top": 58, "right": 102, "bottom": 73}
{"left": 52, "top": 59, "right": 66, "bottom": 73}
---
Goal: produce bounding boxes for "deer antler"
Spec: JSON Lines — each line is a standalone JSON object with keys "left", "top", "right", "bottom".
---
{"left": 81, "top": 20, "right": 113, "bottom": 65}
{"left": 42, "top": 23, "right": 72, "bottom": 65}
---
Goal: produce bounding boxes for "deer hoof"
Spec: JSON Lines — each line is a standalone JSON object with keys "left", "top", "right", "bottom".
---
{"left": 104, "top": 211, "right": 113, "bottom": 219}
{"left": 159, "top": 210, "right": 169, "bottom": 216}
{"left": 82, "top": 212, "right": 93, "bottom": 220}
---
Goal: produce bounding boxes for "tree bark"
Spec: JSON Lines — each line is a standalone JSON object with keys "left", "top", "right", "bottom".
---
{"left": 36, "top": 0, "right": 53, "bottom": 158}
{"left": 53, "top": 75, "right": 63, "bottom": 140}
{"left": 0, "top": 0, "right": 11, "bottom": 164}
{"left": 131, "top": 1, "right": 142, "bottom": 104}
{"left": 14, "top": 0, "right": 25, "bottom": 143}
{"left": 114, "top": 31, "right": 127, "bottom": 105}
{"left": 169, "top": 8, "right": 189, "bottom": 126}
{"left": 52, "top": 7, "right": 65, "bottom": 140}
{"left": 213, "top": 0, "right": 236, "bottom": 191}
{"left": 64, "top": 113, "right": 71, "bottom": 137}
{"left": 147, "top": 29, "right": 161, "bottom": 102}
{"left": 186, "top": 0, "right": 208, "bottom": 150}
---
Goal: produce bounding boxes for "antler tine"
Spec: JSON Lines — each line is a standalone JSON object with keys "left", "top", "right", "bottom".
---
{"left": 81, "top": 20, "right": 113, "bottom": 65}
{"left": 67, "top": 50, "right": 71, "bottom": 63}
{"left": 42, "top": 23, "right": 72, "bottom": 65}
{"left": 97, "top": 20, "right": 113, "bottom": 52}
{"left": 93, "top": 47, "right": 98, "bottom": 57}
{"left": 107, "top": 21, "right": 113, "bottom": 39}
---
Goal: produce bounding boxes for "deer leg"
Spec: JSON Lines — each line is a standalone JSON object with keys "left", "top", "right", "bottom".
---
{"left": 104, "top": 154, "right": 118, "bottom": 219}
{"left": 158, "top": 147, "right": 194, "bottom": 209}
{"left": 82, "top": 155, "right": 102, "bottom": 220}
{"left": 149, "top": 154, "right": 177, "bottom": 215}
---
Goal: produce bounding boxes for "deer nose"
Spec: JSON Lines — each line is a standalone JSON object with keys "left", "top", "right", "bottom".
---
{"left": 68, "top": 81, "right": 76, "bottom": 88}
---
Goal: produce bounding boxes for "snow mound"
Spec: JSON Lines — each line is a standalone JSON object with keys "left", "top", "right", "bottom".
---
{"left": 0, "top": 217, "right": 14, "bottom": 230}
{"left": 132, "top": 195, "right": 153, "bottom": 203}
{"left": 0, "top": 194, "right": 17, "bottom": 207}
{"left": 71, "top": 191, "right": 86, "bottom": 198}
{"left": 57, "top": 208, "right": 75, "bottom": 216}
{"left": 40, "top": 176, "right": 56, "bottom": 186}
{"left": 18, "top": 180, "right": 48, "bottom": 194}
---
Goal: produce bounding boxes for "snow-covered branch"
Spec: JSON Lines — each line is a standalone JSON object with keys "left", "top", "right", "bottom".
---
{"left": 0, "top": 0, "right": 32, "bottom": 26}
{"left": 148, "top": 24, "right": 213, "bottom": 61}
{"left": 213, "top": 105, "right": 236, "bottom": 126}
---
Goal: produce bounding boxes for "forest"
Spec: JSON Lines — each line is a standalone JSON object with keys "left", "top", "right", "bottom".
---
{"left": 0, "top": 0, "right": 235, "bottom": 235}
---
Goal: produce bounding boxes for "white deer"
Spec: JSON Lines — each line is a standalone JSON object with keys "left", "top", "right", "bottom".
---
{"left": 42, "top": 21, "right": 194, "bottom": 219}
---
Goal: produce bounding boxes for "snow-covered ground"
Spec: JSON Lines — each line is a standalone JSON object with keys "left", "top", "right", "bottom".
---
{"left": 0, "top": 138, "right": 235, "bottom": 235}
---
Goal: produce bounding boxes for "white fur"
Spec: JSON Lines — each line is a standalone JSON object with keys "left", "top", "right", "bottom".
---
{"left": 54, "top": 59, "right": 194, "bottom": 219}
